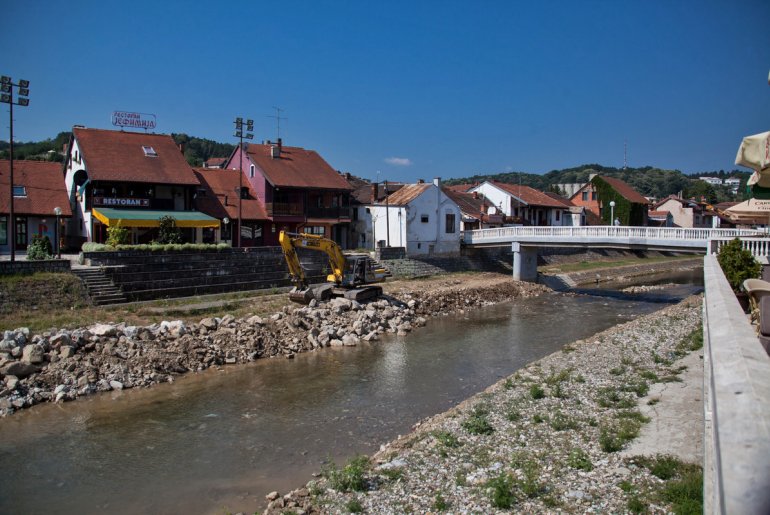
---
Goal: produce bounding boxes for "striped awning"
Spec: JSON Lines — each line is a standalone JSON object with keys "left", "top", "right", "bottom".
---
{"left": 92, "top": 208, "right": 220, "bottom": 228}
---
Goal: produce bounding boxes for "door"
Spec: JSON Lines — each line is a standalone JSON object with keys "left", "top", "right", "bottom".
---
{"left": 15, "top": 217, "right": 27, "bottom": 250}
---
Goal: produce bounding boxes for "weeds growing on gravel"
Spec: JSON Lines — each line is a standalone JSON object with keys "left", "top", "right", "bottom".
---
{"left": 529, "top": 384, "right": 545, "bottom": 400}
{"left": 488, "top": 473, "right": 516, "bottom": 509}
{"left": 462, "top": 406, "right": 494, "bottom": 435}
{"left": 599, "top": 418, "right": 643, "bottom": 452}
{"left": 567, "top": 448, "right": 593, "bottom": 471}
{"left": 322, "top": 455, "right": 369, "bottom": 492}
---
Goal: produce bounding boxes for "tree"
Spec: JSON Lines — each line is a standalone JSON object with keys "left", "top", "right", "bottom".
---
{"left": 683, "top": 180, "right": 717, "bottom": 204}
{"left": 157, "top": 216, "right": 183, "bottom": 244}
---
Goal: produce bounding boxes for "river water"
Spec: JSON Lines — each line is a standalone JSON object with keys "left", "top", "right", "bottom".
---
{"left": 0, "top": 270, "right": 702, "bottom": 514}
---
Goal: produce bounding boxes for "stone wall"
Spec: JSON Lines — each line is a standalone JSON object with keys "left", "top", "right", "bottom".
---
{"left": 383, "top": 247, "right": 513, "bottom": 279}
{"left": 0, "top": 260, "right": 71, "bottom": 276}
{"left": 375, "top": 246, "right": 406, "bottom": 261}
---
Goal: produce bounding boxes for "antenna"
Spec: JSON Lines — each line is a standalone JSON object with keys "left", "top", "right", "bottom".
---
{"left": 624, "top": 140, "right": 628, "bottom": 170}
{"left": 267, "top": 106, "right": 287, "bottom": 140}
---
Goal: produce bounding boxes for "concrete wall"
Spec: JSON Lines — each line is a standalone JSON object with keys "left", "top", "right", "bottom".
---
{"left": 703, "top": 255, "right": 770, "bottom": 514}
{"left": 0, "top": 259, "right": 71, "bottom": 275}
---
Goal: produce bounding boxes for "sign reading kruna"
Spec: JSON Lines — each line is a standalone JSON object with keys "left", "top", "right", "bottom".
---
{"left": 111, "top": 111, "right": 157, "bottom": 130}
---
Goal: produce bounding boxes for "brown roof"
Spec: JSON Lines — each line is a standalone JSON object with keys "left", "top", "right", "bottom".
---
{"left": 245, "top": 143, "right": 352, "bottom": 190}
{"left": 445, "top": 183, "right": 475, "bottom": 193}
{"left": 380, "top": 183, "right": 431, "bottom": 206}
{"left": 595, "top": 176, "right": 649, "bottom": 204}
{"left": 73, "top": 128, "right": 199, "bottom": 185}
{"left": 491, "top": 182, "right": 573, "bottom": 208}
{"left": 442, "top": 188, "right": 490, "bottom": 218}
{"left": 203, "top": 157, "right": 228, "bottom": 168}
{"left": 0, "top": 160, "right": 72, "bottom": 217}
{"left": 193, "top": 168, "right": 268, "bottom": 221}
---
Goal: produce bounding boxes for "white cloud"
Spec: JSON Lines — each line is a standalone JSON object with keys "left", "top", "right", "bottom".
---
{"left": 384, "top": 157, "right": 413, "bottom": 167}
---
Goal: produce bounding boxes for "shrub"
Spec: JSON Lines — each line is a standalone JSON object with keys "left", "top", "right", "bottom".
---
{"left": 487, "top": 473, "right": 516, "bottom": 509}
{"left": 26, "top": 235, "right": 53, "bottom": 260}
{"left": 462, "top": 407, "right": 494, "bottom": 435}
{"left": 322, "top": 455, "right": 369, "bottom": 492}
{"left": 529, "top": 384, "right": 545, "bottom": 400}
{"left": 106, "top": 224, "right": 130, "bottom": 246}
{"left": 432, "top": 492, "right": 449, "bottom": 511}
{"left": 567, "top": 448, "right": 593, "bottom": 471}
{"left": 157, "top": 215, "right": 183, "bottom": 244}
{"left": 717, "top": 238, "right": 760, "bottom": 291}
{"left": 345, "top": 498, "right": 363, "bottom": 513}
{"left": 599, "top": 419, "right": 642, "bottom": 452}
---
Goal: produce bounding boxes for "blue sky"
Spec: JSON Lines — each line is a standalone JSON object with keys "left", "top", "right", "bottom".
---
{"left": 2, "top": 0, "right": 769, "bottom": 183}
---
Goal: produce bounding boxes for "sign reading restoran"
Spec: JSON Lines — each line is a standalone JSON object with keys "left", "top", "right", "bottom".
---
{"left": 94, "top": 197, "right": 150, "bottom": 207}
{"left": 111, "top": 111, "right": 157, "bottom": 130}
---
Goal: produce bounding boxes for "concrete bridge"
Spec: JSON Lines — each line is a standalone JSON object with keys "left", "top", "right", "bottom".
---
{"left": 462, "top": 226, "right": 765, "bottom": 281}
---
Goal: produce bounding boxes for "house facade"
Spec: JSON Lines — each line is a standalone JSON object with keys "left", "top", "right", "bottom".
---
{"left": 570, "top": 175, "right": 649, "bottom": 226}
{"left": 653, "top": 195, "right": 718, "bottom": 228}
{"left": 225, "top": 139, "right": 353, "bottom": 246}
{"left": 442, "top": 188, "right": 503, "bottom": 231}
{"left": 370, "top": 179, "right": 462, "bottom": 255}
{"left": 0, "top": 160, "right": 72, "bottom": 253}
{"left": 63, "top": 127, "right": 218, "bottom": 246}
{"left": 470, "top": 181, "right": 579, "bottom": 226}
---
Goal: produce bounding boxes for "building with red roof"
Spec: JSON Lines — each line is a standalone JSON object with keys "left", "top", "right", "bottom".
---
{"left": 193, "top": 168, "right": 268, "bottom": 246}
{"left": 225, "top": 139, "right": 353, "bottom": 246}
{"left": 570, "top": 176, "right": 649, "bottom": 226}
{"left": 0, "top": 160, "right": 72, "bottom": 254}
{"left": 441, "top": 188, "right": 503, "bottom": 231}
{"left": 63, "top": 127, "right": 218, "bottom": 246}
{"left": 470, "top": 181, "right": 582, "bottom": 226}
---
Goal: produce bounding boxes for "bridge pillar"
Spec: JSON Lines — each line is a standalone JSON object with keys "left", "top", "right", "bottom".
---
{"left": 512, "top": 242, "right": 538, "bottom": 282}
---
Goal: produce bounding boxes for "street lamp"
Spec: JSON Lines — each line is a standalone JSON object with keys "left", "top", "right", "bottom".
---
{"left": 609, "top": 200, "right": 616, "bottom": 226}
{"left": 233, "top": 117, "right": 254, "bottom": 248}
{"left": 1, "top": 75, "right": 30, "bottom": 262}
{"left": 53, "top": 206, "right": 62, "bottom": 258}
{"left": 222, "top": 217, "right": 230, "bottom": 244}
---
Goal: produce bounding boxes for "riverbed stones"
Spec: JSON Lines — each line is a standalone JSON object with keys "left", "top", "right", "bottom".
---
{"left": 22, "top": 344, "right": 45, "bottom": 364}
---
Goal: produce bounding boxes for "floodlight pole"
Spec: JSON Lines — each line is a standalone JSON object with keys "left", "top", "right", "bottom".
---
{"left": 233, "top": 117, "right": 254, "bottom": 248}
{"left": 1, "top": 76, "right": 30, "bottom": 262}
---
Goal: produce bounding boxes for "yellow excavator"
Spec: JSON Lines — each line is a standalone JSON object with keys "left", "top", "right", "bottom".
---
{"left": 279, "top": 230, "right": 388, "bottom": 304}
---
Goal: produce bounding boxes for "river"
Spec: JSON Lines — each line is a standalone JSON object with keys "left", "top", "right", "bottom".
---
{"left": 0, "top": 270, "right": 702, "bottom": 514}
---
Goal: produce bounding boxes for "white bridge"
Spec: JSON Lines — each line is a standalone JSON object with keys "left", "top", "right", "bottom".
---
{"left": 462, "top": 226, "right": 766, "bottom": 281}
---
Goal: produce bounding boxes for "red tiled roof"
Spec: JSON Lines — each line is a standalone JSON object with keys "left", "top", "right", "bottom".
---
{"left": 245, "top": 144, "right": 352, "bottom": 190}
{"left": 442, "top": 188, "right": 491, "bottom": 218}
{"left": 491, "top": 182, "right": 573, "bottom": 208}
{"left": 595, "top": 176, "right": 649, "bottom": 204}
{"left": 73, "top": 128, "right": 199, "bottom": 185}
{"left": 204, "top": 157, "right": 227, "bottom": 167}
{"left": 193, "top": 168, "right": 268, "bottom": 221}
{"left": 445, "top": 183, "right": 475, "bottom": 193}
{"left": 0, "top": 160, "right": 72, "bottom": 217}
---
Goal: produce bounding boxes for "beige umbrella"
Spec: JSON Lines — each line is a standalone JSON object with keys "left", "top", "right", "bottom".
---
{"left": 725, "top": 198, "right": 770, "bottom": 225}
{"left": 736, "top": 131, "right": 770, "bottom": 186}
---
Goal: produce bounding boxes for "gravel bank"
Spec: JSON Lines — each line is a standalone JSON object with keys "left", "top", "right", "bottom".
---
{"left": 0, "top": 274, "right": 547, "bottom": 417}
{"left": 266, "top": 295, "right": 703, "bottom": 514}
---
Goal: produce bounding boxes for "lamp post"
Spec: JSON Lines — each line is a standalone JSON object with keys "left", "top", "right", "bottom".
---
{"left": 1, "top": 75, "right": 30, "bottom": 262}
{"left": 609, "top": 200, "right": 616, "bottom": 226}
{"left": 222, "top": 217, "right": 230, "bottom": 244}
{"left": 233, "top": 117, "right": 254, "bottom": 248}
{"left": 53, "top": 207, "right": 62, "bottom": 258}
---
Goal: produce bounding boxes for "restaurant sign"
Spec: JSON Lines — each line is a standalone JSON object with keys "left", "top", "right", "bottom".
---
{"left": 111, "top": 111, "right": 157, "bottom": 130}
{"left": 93, "top": 197, "right": 150, "bottom": 208}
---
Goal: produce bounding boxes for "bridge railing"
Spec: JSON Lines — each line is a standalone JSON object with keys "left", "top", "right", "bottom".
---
{"left": 463, "top": 226, "right": 765, "bottom": 244}
{"left": 703, "top": 255, "right": 770, "bottom": 513}
{"left": 709, "top": 237, "right": 770, "bottom": 261}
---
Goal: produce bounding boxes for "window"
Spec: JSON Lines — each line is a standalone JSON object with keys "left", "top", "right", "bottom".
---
{"left": 581, "top": 191, "right": 588, "bottom": 201}
{"left": 304, "top": 226, "right": 325, "bottom": 236}
{"left": 445, "top": 213, "right": 456, "bottom": 233}
{"left": 0, "top": 216, "right": 6, "bottom": 245}
{"left": 249, "top": 164, "right": 255, "bottom": 178}
{"left": 421, "top": 214, "right": 429, "bottom": 223}
{"left": 12, "top": 185, "right": 26, "bottom": 197}
{"left": 555, "top": 210, "right": 561, "bottom": 221}
{"left": 591, "top": 191, "right": 597, "bottom": 201}
{"left": 142, "top": 146, "right": 158, "bottom": 157}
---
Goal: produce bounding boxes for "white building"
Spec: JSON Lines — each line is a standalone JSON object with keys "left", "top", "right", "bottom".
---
{"left": 470, "top": 181, "right": 582, "bottom": 226}
{"left": 724, "top": 177, "right": 741, "bottom": 194}
{"left": 369, "top": 178, "right": 461, "bottom": 255}
{"left": 700, "top": 176, "right": 723, "bottom": 186}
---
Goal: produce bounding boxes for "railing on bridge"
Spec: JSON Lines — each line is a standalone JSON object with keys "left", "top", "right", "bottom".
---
{"left": 463, "top": 226, "right": 765, "bottom": 245}
{"left": 709, "top": 237, "right": 770, "bottom": 262}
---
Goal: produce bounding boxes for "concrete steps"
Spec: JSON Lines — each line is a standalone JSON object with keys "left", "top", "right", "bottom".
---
{"left": 71, "top": 267, "right": 127, "bottom": 305}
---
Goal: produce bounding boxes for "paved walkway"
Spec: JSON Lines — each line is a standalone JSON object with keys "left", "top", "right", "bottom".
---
{"left": 622, "top": 349, "right": 704, "bottom": 463}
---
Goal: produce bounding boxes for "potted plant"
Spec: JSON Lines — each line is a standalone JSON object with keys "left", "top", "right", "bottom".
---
{"left": 717, "top": 238, "right": 761, "bottom": 312}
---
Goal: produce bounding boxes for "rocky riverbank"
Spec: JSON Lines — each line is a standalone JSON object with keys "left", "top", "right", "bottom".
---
{"left": 264, "top": 295, "right": 703, "bottom": 514}
{"left": 0, "top": 275, "right": 547, "bottom": 417}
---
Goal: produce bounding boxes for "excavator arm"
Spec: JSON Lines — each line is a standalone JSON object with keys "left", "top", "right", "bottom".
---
{"left": 279, "top": 231, "right": 347, "bottom": 285}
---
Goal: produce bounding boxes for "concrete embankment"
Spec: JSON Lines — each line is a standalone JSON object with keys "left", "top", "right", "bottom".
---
{"left": 0, "top": 275, "right": 547, "bottom": 417}
{"left": 268, "top": 295, "right": 704, "bottom": 514}
{"left": 542, "top": 257, "right": 702, "bottom": 288}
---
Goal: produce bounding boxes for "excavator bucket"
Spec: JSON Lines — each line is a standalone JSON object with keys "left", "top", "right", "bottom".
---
{"left": 288, "top": 287, "right": 315, "bottom": 305}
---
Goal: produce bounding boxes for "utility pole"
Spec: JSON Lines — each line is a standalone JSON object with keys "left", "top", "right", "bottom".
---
{"left": 233, "top": 117, "right": 254, "bottom": 248}
{"left": 1, "top": 76, "right": 30, "bottom": 262}
{"left": 624, "top": 140, "right": 628, "bottom": 170}
{"left": 384, "top": 180, "right": 390, "bottom": 247}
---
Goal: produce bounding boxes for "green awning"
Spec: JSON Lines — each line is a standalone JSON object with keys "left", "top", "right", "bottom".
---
{"left": 92, "top": 208, "right": 219, "bottom": 228}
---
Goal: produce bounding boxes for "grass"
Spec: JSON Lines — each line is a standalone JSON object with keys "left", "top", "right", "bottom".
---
{"left": 462, "top": 406, "right": 494, "bottom": 435}
{"left": 345, "top": 498, "right": 363, "bottom": 513}
{"left": 538, "top": 254, "right": 697, "bottom": 274}
{"left": 529, "top": 384, "right": 546, "bottom": 400}
{"left": 379, "top": 467, "right": 405, "bottom": 481}
{"left": 487, "top": 473, "right": 516, "bottom": 509}
{"left": 549, "top": 411, "right": 578, "bottom": 431}
{"left": 567, "top": 447, "right": 593, "bottom": 471}
{"left": 629, "top": 455, "right": 704, "bottom": 514}
{"left": 597, "top": 387, "right": 637, "bottom": 409}
{"left": 599, "top": 418, "right": 643, "bottom": 452}
{"left": 432, "top": 492, "right": 449, "bottom": 511}
{"left": 321, "top": 455, "right": 369, "bottom": 492}
{"left": 433, "top": 430, "right": 462, "bottom": 448}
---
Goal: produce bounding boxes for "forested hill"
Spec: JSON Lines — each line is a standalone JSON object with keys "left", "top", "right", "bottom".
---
{"left": 445, "top": 164, "right": 751, "bottom": 202}
{"left": 0, "top": 132, "right": 235, "bottom": 167}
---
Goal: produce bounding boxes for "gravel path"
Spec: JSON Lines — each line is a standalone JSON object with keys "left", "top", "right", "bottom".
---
{"left": 266, "top": 295, "right": 703, "bottom": 514}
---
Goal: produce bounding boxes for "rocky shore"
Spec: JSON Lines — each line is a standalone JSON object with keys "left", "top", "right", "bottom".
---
{"left": 0, "top": 275, "right": 547, "bottom": 417}
{"left": 264, "top": 296, "right": 703, "bottom": 514}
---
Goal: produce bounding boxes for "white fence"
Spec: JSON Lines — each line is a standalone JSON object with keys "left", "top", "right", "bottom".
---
{"left": 709, "top": 237, "right": 770, "bottom": 261}
{"left": 463, "top": 226, "right": 764, "bottom": 245}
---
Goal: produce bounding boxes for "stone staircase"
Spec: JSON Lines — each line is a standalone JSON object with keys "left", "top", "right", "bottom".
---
{"left": 71, "top": 266, "right": 127, "bottom": 305}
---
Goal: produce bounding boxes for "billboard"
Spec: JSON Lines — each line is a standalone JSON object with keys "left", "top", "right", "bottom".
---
{"left": 111, "top": 111, "right": 157, "bottom": 130}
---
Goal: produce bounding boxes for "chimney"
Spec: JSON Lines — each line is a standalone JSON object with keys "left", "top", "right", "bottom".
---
{"left": 371, "top": 183, "right": 378, "bottom": 202}
{"left": 277, "top": 137, "right": 282, "bottom": 154}
{"left": 270, "top": 145, "right": 280, "bottom": 159}
{"left": 345, "top": 172, "right": 351, "bottom": 180}
{"left": 418, "top": 179, "right": 425, "bottom": 184}
{"left": 433, "top": 177, "right": 441, "bottom": 187}
{"left": 473, "top": 191, "right": 479, "bottom": 199}
{"left": 178, "top": 142, "right": 185, "bottom": 154}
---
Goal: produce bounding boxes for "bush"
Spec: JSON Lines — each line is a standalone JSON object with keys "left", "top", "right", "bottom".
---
{"left": 157, "top": 215, "right": 183, "bottom": 244}
{"left": 487, "top": 473, "right": 516, "bottom": 509}
{"left": 567, "top": 448, "right": 593, "bottom": 471}
{"left": 26, "top": 235, "right": 53, "bottom": 260}
{"left": 717, "top": 238, "right": 760, "bottom": 291}
{"left": 106, "top": 224, "right": 130, "bottom": 246}
{"left": 322, "top": 455, "right": 369, "bottom": 492}
{"left": 462, "top": 407, "right": 494, "bottom": 435}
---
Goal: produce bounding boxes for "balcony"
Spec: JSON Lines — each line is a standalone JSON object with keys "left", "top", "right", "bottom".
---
{"left": 307, "top": 206, "right": 351, "bottom": 220}
{"left": 267, "top": 202, "right": 304, "bottom": 217}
